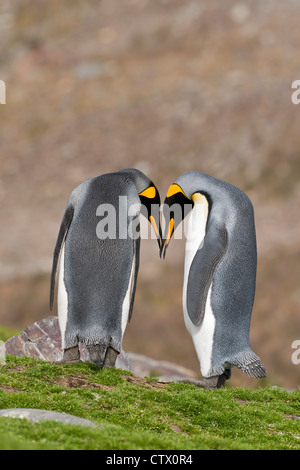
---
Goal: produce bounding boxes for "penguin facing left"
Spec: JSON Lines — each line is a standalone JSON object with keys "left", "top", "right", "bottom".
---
{"left": 161, "top": 171, "right": 266, "bottom": 388}
{"left": 50, "top": 168, "right": 161, "bottom": 367}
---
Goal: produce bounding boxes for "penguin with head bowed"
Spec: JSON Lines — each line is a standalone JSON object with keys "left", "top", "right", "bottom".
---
{"left": 50, "top": 168, "right": 161, "bottom": 367}
{"left": 161, "top": 171, "right": 266, "bottom": 388}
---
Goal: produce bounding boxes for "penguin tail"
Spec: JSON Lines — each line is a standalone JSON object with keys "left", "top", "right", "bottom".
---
{"left": 233, "top": 350, "right": 267, "bottom": 378}
{"left": 240, "top": 359, "right": 267, "bottom": 378}
{"left": 208, "top": 350, "right": 267, "bottom": 379}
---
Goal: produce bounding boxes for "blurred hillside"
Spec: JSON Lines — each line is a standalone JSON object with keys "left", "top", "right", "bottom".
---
{"left": 0, "top": 0, "right": 299, "bottom": 388}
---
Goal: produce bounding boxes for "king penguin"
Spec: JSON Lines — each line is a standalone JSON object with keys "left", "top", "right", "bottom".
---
{"left": 50, "top": 168, "right": 161, "bottom": 367}
{"left": 161, "top": 171, "right": 266, "bottom": 387}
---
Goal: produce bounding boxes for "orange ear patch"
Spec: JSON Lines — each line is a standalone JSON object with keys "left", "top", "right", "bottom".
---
{"left": 166, "top": 184, "right": 188, "bottom": 199}
{"left": 139, "top": 186, "right": 156, "bottom": 198}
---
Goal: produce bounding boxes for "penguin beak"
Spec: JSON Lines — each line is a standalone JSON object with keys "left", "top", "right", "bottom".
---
{"left": 139, "top": 186, "right": 162, "bottom": 250}
{"left": 160, "top": 183, "right": 192, "bottom": 259}
{"left": 149, "top": 215, "right": 162, "bottom": 250}
{"left": 160, "top": 217, "right": 174, "bottom": 259}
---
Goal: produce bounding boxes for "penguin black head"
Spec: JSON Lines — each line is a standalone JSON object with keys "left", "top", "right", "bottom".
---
{"left": 139, "top": 184, "right": 162, "bottom": 250}
{"left": 160, "top": 172, "right": 214, "bottom": 259}
{"left": 118, "top": 168, "right": 162, "bottom": 250}
{"left": 160, "top": 183, "right": 192, "bottom": 259}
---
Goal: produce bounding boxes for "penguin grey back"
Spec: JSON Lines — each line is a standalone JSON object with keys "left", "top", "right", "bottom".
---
{"left": 66, "top": 175, "right": 139, "bottom": 349}
{"left": 50, "top": 170, "right": 149, "bottom": 364}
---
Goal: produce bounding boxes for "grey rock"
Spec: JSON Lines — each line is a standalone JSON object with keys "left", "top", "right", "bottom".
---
{"left": 2, "top": 317, "right": 199, "bottom": 383}
{"left": 2, "top": 316, "right": 132, "bottom": 371}
{"left": 127, "top": 352, "right": 198, "bottom": 380}
{"left": 0, "top": 408, "right": 100, "bottom": 428}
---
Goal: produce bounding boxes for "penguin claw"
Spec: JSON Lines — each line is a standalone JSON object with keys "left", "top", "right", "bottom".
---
{"left": 86, "top": 344, "right": 107, "bottom": 367}
{"left": 174, "top": 370, "right": 231, "bottom": 389}
{"left": 103, "top": 346, "right": 119, "bottom": 368}
{"left": 56, "top": 345, "right": 81, "bottom": 365}
{"left": 86, "top": 344, "right": 119, "bottom": 368}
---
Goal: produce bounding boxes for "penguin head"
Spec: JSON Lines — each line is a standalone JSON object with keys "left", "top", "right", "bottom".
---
{"left": 160, "top": 182, "right": 192, "bottom": 258}
{"left": 160, "top": 172, "right": 212, "bottom": 258}
{"left": 118, "top": 168, "right": 162, "bottom": 249}
{"left": 138, "top": 184, "right": 162, "bottom": 249}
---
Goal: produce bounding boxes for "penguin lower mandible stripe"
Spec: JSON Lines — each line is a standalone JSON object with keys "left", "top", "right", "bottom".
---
{"left": 50, "top": 168, "right": 161, "bottom": 367}
{"left": 161, "top": 171, "right": 266, "bottom": 388}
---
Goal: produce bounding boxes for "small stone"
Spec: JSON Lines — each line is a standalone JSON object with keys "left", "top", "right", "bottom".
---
{"left": 0, "top": 408, "right": 100, "bottom": 428}
{"left": 170, "top": 424, "right": 183, "bottom": 433}
{"left": 127, "top": 352, "right": 197, "bottom": 381}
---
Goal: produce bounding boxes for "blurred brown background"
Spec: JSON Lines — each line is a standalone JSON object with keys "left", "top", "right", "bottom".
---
{"left": 0, "top": 0, "right": 299, "bottom": 388}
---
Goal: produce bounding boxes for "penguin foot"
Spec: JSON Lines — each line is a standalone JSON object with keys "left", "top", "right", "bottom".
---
{"left": 56, "top": 346, "right": 81, "bottom": 365}
{"left": 203, "top": 369, "right": 231, "bottom": 389}
{"left": 175, "top": 369, "right": 231, "bottom": 390}
{"left": 103, "top": 346, "right": 119, "bottom": 368}
{"left": 86, "top": 344, "right": 119, "bottom": 368}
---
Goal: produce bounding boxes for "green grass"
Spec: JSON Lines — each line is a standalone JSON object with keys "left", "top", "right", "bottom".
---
{"left": 0, "top": 326, "right": 21, "bottom": 342}
{"left": 0, "top": 355, "right": 299, "bottom": 450}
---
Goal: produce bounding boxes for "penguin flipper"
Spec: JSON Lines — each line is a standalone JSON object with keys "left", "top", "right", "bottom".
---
{"left": 128, "top": 235, "right": 140, "bottom": 323}
{"left": 187, "top": 222, "right": 228, "bottom": 326}
{"left": 50, "top": 204, "right": 74, "bottom": 310}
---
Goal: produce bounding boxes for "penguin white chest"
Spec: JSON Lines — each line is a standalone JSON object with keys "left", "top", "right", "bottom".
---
{"left": 183, "top": 195, "right": 208, "bottom": 272}
{"left": 57, "top": 243, "right": 68, "bottom": 349}
{"left": 182, "top": 194, "right": 216, "bottom": 377}
{"left": 121, "top": 248, "right": 136, "bottom": 335}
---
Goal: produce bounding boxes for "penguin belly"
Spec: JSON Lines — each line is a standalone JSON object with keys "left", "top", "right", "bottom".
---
{"left": 182, "top": 198, "right": 215, "bottom": 378}
{"left": 57, "top": 243, "right": 68, "bottom": 349}
{"left": 121, "top": 248, "right": 136, "bottom": 336}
